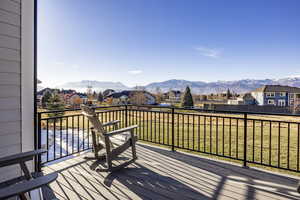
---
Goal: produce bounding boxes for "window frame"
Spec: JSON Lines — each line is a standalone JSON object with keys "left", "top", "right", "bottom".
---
{"left": 267, "top": 99, "right": 275, "bottom": 105}
{"left": 266, "top": 92, "right": 275, "bottom": 97}
{"left": 278, "top": 99, "right": 286, "bottom": 106}
{"left": 279, "top": 92, "right": 286, "bottom": 97}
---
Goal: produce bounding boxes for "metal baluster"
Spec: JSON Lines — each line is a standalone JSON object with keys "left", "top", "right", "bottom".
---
{"left": 236, "top": 119, "right": 239, "bottom": 159}
{"left": 46, "top": 119, "right": 49, "bottom": 162}
{"left": 278, "top": 122, "right": 281, "bottom": 168}
{"left": 222, "top": 118, "right": 225, "bottom": 156}
{"left": 229, "top": 118, "right": 231, "bottom": 157}
{"left": 287, "top": 123, "right": 290, "bottom": 169}
{"left": 269, "top": 122, "right": 272, "bottom": 166}
{"left": 261, "top": 121, "right": 263, "bottom": 164}
{"left": 60, "top": 118, "right": 62, "bottom": 158}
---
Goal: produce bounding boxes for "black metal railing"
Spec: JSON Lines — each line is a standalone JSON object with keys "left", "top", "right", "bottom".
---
{"left": 37, "top": 105, "right": 300, "bottom": 173}
{"left": 37, "top": 106, "right": 125, "bottom": 168}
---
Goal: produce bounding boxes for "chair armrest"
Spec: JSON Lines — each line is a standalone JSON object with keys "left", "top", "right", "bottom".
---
{"left": 105, "top": 125, "right": 138, "bottom": 137}
{"left": 0, "top": 172, "right": 58, "bottom": 199}
{"left": 0, "top": 149, "right": 47, "bottom": 168}
{"left": 102, "top": 120, "right": 121, "bottom": 127}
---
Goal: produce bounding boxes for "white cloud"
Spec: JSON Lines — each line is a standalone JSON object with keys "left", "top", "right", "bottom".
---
{"left": 195, "top": 46, "right": 222, "bottom": 58}
{"left": 128, "top": 70, "right": 143, "bottom": 75}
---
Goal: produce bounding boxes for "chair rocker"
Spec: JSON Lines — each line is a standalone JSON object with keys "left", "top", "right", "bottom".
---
{"left": 81, "top": 105, "right": 138, "bottom": 172}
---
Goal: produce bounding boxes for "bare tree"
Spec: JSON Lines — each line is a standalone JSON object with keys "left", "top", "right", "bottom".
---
{"left": 154, "top": 87, "right": 163, "bottom": 104}
{"left": 130, "top": 92, "right": 147, "bottom": 105}
{"left": 72, "top": 95, "right": 83, "bottom": 108}
{"left": 293, "top": 103, "right": 300, "bottom": 114}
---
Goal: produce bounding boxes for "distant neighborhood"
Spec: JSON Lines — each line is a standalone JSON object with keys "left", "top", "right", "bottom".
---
{"left": 37, "top": 84, "right": 300, "bottom": 114}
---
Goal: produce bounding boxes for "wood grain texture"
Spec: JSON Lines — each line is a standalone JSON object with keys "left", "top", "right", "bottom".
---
{"left": 43, "top": 143, "right": 300, "bottom": 200}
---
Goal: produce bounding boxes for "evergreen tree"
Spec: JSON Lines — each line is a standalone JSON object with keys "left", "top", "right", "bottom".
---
{"left": 41, "top": 91, "right": 51, "bottom": 108}
{"left": 93, "top": 91, "right": 97, "bottom": 99}
{"left": 47, "top": 93, "right": 65, "bottom": 118}
{"left": 98, "top": 92, "right": 104, "bottom": 102}
{"left": 226, "top": 89, "right": 232, "bottom": 99}
{"left": 181, "top": 86, "right": 194, "bottom": 108}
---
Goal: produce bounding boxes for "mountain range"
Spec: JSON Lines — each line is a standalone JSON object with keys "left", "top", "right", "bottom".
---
{"left": 57, "top": 80, "right": 129, "bottom": 92}
{"left": 55, "top": 77, "right": 300, "bottom": 94}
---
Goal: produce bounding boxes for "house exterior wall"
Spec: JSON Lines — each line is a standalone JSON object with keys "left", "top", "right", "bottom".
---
{"left": 252, "top": 91, "right": 291, "bottom": 107}
{"left": 0, "top": 0, "right": 35, "bottom": 181}
{"left": 145, "top": 93, "right": 156, "bottom": 105}
{"left": 264, "top": 92, "right": 289, "bottom": 106}
{"left": 251, "top": 92, "right": 264, "bottom": 105}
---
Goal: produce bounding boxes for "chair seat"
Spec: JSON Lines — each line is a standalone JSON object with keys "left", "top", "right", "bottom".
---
{"left": 112, "top": 131, "right": 131, "bottom": 142}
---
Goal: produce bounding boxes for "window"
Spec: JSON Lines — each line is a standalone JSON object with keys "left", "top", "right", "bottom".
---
{"left": 296, "top": 94, "right": 300, "bottom": 99}
{"left": 266, "top": 92, "right": 275, "bottom": 97}
{"left": 278, "top": 99, "right": 286, "bottom": 106}
{"left": 267, "top": 99, "right": 275, "bottom": 105}
{"left": 279, "top": 92, "right": 286, "bottom": 97}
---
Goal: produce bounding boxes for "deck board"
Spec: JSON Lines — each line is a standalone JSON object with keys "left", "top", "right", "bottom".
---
{"left": 43, "top": 143, "right": 300, "bottom": 200}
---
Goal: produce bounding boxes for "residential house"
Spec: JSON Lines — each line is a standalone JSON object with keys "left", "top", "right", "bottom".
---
{"left": 78, "top": 93, "right": 89, "bottom": 104}
{"left": 63, "top": 93, "right": 88, "bottom": 107}
{"left": 251, "top": 85, "right": 300, "bottom": 107}
{"left": 106, "top": 90, "right": 156, "bottom": 105}
{"left": 227, "top": 93, "right": 255, "bottom": 105}
{"left": 103, "top": 89, "right": 115, "bottom": 97}
{"left": 168, "top": 90, "right": 182, "bottom": 102}
{"left": 162, "top": 90, "right": 182, "bottom": 103}
{"left": 60, "top": 89, "right": 76, "bottom": 95}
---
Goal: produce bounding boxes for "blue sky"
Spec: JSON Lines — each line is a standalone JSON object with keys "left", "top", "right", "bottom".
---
{"left": 38, "top": 0, "right": 300, "bottom": 87}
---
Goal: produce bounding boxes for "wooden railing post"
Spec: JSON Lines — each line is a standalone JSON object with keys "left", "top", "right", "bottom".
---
{"left": 243, "top": 113, "right": 248, "bottom": 167}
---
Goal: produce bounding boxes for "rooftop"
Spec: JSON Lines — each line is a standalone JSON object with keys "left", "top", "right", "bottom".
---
{"left": 253, "top": 85, "right": 300, "bottom": 93}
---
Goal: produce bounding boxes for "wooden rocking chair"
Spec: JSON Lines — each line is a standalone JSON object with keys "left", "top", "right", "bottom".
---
{"left": 81, "top": 105, "right": 138, "bottom": 171}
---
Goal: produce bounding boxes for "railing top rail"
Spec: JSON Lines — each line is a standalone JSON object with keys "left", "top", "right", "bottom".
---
{"left": 38, "top": 105, "right": 125, "bottom": 114}
{"left": 127, "top": 104, "right": 300, "bottom": 117}
{"left": 38, "top": 104, "right": 300, "bottom": 117}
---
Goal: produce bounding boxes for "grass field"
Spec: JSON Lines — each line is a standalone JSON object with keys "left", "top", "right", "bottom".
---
{"left": 39, "top": 107, "right": 300, "bottom": 176}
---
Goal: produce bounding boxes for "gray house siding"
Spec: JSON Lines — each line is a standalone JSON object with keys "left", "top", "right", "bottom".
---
{"left": 264, "top": 93, "right": 289, "bottom": 106}
{"left": 0, "top": 0, "right": 22, "bottom": 181}
{"left": 0, "top": 0, "right": 35, "bottom": 183}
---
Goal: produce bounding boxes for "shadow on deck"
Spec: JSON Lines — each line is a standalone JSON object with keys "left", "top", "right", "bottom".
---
{"left": 43, "top": 143, "right": 300, "bottom": 200}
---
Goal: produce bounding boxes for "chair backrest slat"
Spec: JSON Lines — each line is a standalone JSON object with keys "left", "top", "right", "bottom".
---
{"left": 81, "top": 105, "right": 105, "bottom": 133}
{"left": 81, "top": 105, "right": 113, "bottom": 147}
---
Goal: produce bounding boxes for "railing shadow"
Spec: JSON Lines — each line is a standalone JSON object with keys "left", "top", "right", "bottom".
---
{"left": 138, "top": 143, "right": 300, "bottom": 200}
{"left": 103, "top": 163, "right": 211, "bottom": 199}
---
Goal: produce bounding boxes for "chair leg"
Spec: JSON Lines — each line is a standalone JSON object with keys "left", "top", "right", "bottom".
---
{"left": 104, "top": 135, "right": 112, "bottom": 170}
{"left": 91, "top": 129, "right": 98, "bottom": 158}
{"left": 130, "top": 131, "right": 137, "bottom": 160}
{"left": 106, "top": 154, "right": 112, "bottom": 170}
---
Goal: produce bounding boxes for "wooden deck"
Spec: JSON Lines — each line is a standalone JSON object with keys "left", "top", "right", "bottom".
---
{"left": 43, "top": 143, "right": 300, "bottom": 200}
